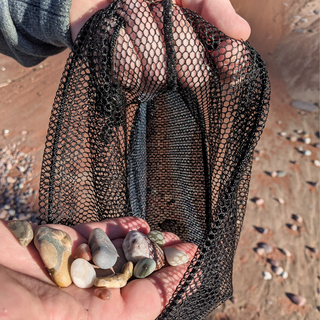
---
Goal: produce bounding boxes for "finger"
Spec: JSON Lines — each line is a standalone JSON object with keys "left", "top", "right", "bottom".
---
{"left": 162, "top": 231, "right": 181, "bottom": 246}
{"left": 176, "top": 0, "right": 251, "bottom": 41}
{"left": 73, "top": 216, "right": 150, "bottom": 240}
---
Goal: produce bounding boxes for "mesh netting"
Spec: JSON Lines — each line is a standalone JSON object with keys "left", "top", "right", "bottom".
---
{"left": 38, "top": 0, "right": 270, "bottom": 318}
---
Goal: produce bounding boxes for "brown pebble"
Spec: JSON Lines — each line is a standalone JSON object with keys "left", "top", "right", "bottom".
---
{"left": 94, "top": 288, "right": 112, "bottom": 300}
{"left": 7, "top": 220, "right": 33, "bottom": 247}
{"left": 73, "top": 243, "right": 92, "bottom": 261}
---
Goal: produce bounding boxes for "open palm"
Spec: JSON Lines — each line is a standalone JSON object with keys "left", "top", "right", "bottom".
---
{"left": 0, "top": 217, "right": 197, "bottom": 320}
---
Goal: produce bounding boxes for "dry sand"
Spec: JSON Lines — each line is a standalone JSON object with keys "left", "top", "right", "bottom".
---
{"left": 0, "top": 0, "right": 319, "bottom": 318}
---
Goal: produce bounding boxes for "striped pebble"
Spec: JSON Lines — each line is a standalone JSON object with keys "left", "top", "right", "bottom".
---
{"left": 164, "top": 247, "right": 189, "bottom": 266}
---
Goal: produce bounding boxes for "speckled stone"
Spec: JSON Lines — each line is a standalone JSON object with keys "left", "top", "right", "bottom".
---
{"left": 71, "top": 258, "right": 96, "bottom": 288}
{"left": 94, "top": 261, "right": 133, "bottom": 288}
{"left": 134, "top": 258, "right": 156, "bottom": 278}
{"left": 73, "top": 243, "right": 92, "bottom": 261}
{"left": 164, "top": 247, "right": 189, "bottom": 266}
{"left": 89, "top": 228, "right": 117, "bottom": 269}
{"left": 122, "top": 230, "right": 165, "bottom": 270}
{"left": 147, "top": 230, "right": 166, "bottom": 247}
{"left": 7, "top": 220, "right": 33, "bottom": 247}
{"left": 94, "top": 288, "right": 112, "bottom": 300}
{"left": 34, "top": 227, "right": 73, "bottom": 287}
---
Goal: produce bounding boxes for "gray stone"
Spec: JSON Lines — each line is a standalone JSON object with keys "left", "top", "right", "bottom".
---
{"left": 133, "top": 258, "right": 156, "bottom": 278}
{"left": 7, "top": 220, "right": 33, "bottom": 246}
{"left": 291, "top": 100, "right": 318, "bottom": 112}
{"left": 89, "top": 228, "right": 117, "bottom": 269}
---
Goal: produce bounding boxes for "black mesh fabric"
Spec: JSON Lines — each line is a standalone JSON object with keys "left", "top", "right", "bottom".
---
{"left": 38, "top": 0, "right": 270, "bottom": 318}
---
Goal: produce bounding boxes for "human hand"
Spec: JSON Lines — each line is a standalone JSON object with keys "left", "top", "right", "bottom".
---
{"left": 0, "top": 217, "right": 197, "bottom": 320}
{"left": 69, "top": 0, "right": 250, "bottom": 42}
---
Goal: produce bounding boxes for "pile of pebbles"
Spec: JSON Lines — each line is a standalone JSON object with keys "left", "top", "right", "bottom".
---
{"left": 0, "top": 139, "right": 38, "bottom": 221}
{"left": 6, "top": 221, "right": 189, "bottom": 300}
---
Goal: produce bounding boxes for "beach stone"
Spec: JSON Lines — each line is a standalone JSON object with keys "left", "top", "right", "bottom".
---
{"left": 304, "top": 150, "right": 312, "bottom": 156}
{"left": 262, "top": 271, "right": 272, "bottom": 280}
{"left": 73, "top": 243, "right": 92, "bottom": 261}
{"left": 272, "top": 266, "right": 284, "bottom": 275}
{"left": 71, "top": 258, "right": 96, "bottom": 288}
{"left": 279, "top": 248, "right": 292, "bottom": 257}
{"left": 134, "top": 258, "right": 156, "bottom": 278}
{"left": 257, "top": 242, "right": 272, "bottom": 253}
{"left": 255, "top": 247, "right": 266, "bottom": 256}
{"left": 88, "top": 228, "right": 117, "bottom": 269}
{"left": 291, "top": 100, "right": 318, "bottom": 112}
{"left": 286, "top": 293, "right": 306, "bottom": 306}
{"left": 94, "top": 288, "right": 112, "bottom": 300}
{"left": 94, "top": 261, "right": 133, "bottom": 288}
{"left": 289, "top": 136, "right": 297, "bottom": 142}
{"left": 281, "top": 271, "right": 288, "bottom": 279}
{"left": 123, "top": 231, "right": 165, "bottom": 270}
{"left": 314, "top": 160, "right": 320, "bottom": 167}
{"left": 7, "top": 220, "right": 33, "bottom": 247}
{"left": 267, "top": 259, "right": 280, "bottom": 267}
{"left": 147, "top": 230, "right": 166, "bottom": 247}
{"left": 303, "top": 137, "right": 311, "bottom": 144}
{"left": 276, "top": 170, "right": 286, "bottom": 178}
{"left": 255, "top": 198, "right": 264, "bottom": 206}
{"left": 164, "top": 247, "right": 189, "bottom": 266}
{"left": 292, "top": 214, "right": 303, "bottom": 223}
{"left": 34, "top": 227, "right": 73, "bottom": 287}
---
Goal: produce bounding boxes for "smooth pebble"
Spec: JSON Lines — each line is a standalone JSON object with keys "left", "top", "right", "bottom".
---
{"left": 314, "top": 160, "right": 320, "bottom": 167}
{"left": 94, "top": 288, "right": 112, "bottom": 300}
{"left": 279, "top": 248, "right": 292, "bottom": 257}
{"left": 263, "top": 271, "right": 272, "bottom": 280}
{"left": 89, "top": 228, "right": 117, "bottom": 269}
{"left": 7, "top": 220, "right": 33, "bottom": 247}
{"left": 303, "top": 137, "right": 311, "bottom": 144}
{"left": 164, "top": 247, "right": 189, "bottom": 266}
{"left": 272, "top": 266, "right": 284, "bottom": 275}
{"left": 134, "top": 258, "right": 156, "bottom": 278}
{"left": 276, "top": 170, "right": 286, "bottom": 177}
{"left": 257, "top": 242, "right": 272, "bottom": 253}
{"left": 73, "top": 243, "right": 92, "bottom": 261}
{"left": 255, "top": 247, "right": 266, "bottom": 256}
{"left": 147, "top": 230, "right": 166, "bottom": 247}
{"left": 304, "top": 150, "right": 312, "bottom": 156}
{"left": 281, "top": 271, "right": 288, "bottom": 279}
{"left": 292, "top": 214, "right": 303, "bottom": 223}
{"left": 267, "top": 259, "right": 280, "bottom": 267}
{"left": 286, "top": 293, "right": 306, "bottom": 306}
{"left": 34, "top": 227, "right": 73, "bottom": 287}
{"left": 71, "top": 258, "right": 96, "bottom": 288}
{"left": 255, "top": 198, "right": 264, "bottom": 206}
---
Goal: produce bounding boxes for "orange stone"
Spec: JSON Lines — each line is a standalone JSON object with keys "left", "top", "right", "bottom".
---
{"left": 73, "top": 243, "right": 92, "bottom": 261}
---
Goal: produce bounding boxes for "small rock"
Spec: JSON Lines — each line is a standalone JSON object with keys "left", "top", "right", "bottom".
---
{"left": 292, "top": 100, "right": 318, "bottom": 112}
{"left": 254, "top": 226, "right": 269, "bottom": 234}
{"left": 73, "top": 243, "right": 92, "bottom": 261}
{"left": 272, "top": 266, "right": 284, "bottom": 275}
{"left": 94, "top": 261, "right": 133, "bottom": 288}
{"left": 280, "top": 131, "right": 287, "bottom": 137}
{"left": 71, "top": 258, "right": 96, "bottom": 288}
{"left": 276, "top": 120, "right": 282, "bottom": 124}
{"left": 20, "top": 130, "right": 28, "bottom": 135}
{"left": 3, "top": 129, "right": 9, "bottom": 135}
{"left": 278, "top": 198, "right": 285, "bottom": 204}
{"left": 271, "top": 171, "right": 277, "bottom": 178}
{"left": 8, "top": 209, "right": 16, "bottom": 216}
{"left": 305, "top": 246, "right": 319, "bottom": 253}
{"left": 281, "top": 271, "right": 288, "bottom": 279}
{"left": 253, "top": 156, "right": 260, "bottom": 161}
{"left": 94, "top": 288, "right": 112, "bottom": 300}
{"left": 304, "top": 150, "right": 312, "bottom": 156}
{"left": 313, "top": 160, "right": 320, "bottom": 167}
{"left": 300, "top": 18, "right": 308, "bottom": 23}
{"left": 303, "top": 137, "right": 311, "bottom": 144}
{"left": 289, "top": 136, "right": 297, "bottom": 142}
{"left": 279, "top": 248, "right": 292, "bottom": 257}
{"left": 6, "top": 177, "right": 16, "bottom": 184}
{"left": 257, "top": 243, "right": 272, "bottom": 253}
{"left": 255, "top": 198, "right": 265, "bottom": 206}
{"left": 164, "top": 247, "right": 189, "bottom": 266}
{"left": 88, "top": 228, "right": 117, "bottom": 269}
{"left": 263, "top": 271, "right": 272, "bottom": 280}
{"left": 297, "top": 146, "right": 304, "bottom": 152}
{"left": 276, "top": 170, "right": 286, "bottom": 178}
{"left": 267, "top": 259, "right": 280, "bottom": 267}
{"left": 147, "top": 230, "right": 166, "bottom": 247}
{"left": 286, "top": 293, "right": 306, "bottom": 306}
{"left": 134, "top": 257, "right": 156, "bottom": 278}
{"left": 287, "top": 224, "right": 299, "bottom": 231}
{"left": 292, "top": 214, "right": 303, "bottom": 223}
{"left": 34, "top": 227, "right": 73, "bottom": 287}
{"left": 1, "top": 67, "right": 5, "bottom": 71}
{"left": 7, "top": 220, "right": 33, "bottom": 246}
{"left": 296, "top": 129, "right": 304, "bottom": 134}
{"left": 255, "top": 247, "right": 266, "bottom": 256}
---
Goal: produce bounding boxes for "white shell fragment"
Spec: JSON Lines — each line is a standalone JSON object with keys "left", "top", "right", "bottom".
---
{"left": 71, "top": 258, "right": 96, "bottom": 289}
{"left": 263, "top": 271, "right": 272, "bottom": 280}
{"left": 164, "top": 247, "right": 189, "bottom": 266}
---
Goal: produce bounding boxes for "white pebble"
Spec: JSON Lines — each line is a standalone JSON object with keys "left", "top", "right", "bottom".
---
{"left": 304, "top": 150, "right": 312, "bottom": 156}
{"left": 8, "top": 209, "right": 16, "bottom": 216}
{"left": 3, "top": 129, "right": 9, "bottom": 135}
{"left": 281, "top": 271, "right": 288, "bottom": 279}
{"left": 303, "top": 137, "right": 311, "bottom": 144}
{"left": 164, "top": 247, "right": 189, "bottom": 266}
{"left": 272, "top": 266, "right": 284, "bottom": 275}
{"left": 255, "top": 198, "right": 264, "bottom": 206}
{"left": 314, "top": 160, "right": 320, "bottom": 167}
{"left": 280, "top": 132, "right": 287, "bottom": 137}
{"left": 278, "top": 198, "right": 285, "bottom": 204}
{"left": 71, "top": 258, "right": 96, "bottom": 288}
{"left": 6, "top": 177, "right": 16, "bottom": 184}
{"left": 1, "top": 67, "right": 5, "bottom": 71}
{"left": 263, "top": 271, "right": 272, "bottom": 280}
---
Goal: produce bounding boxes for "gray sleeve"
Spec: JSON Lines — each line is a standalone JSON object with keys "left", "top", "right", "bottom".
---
{"left": 0, "top": 0, "right": 73, "bottom": 67}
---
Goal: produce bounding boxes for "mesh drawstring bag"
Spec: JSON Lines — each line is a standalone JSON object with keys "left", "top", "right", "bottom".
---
{"left": 38, "top": 0, "right": 270, "bottom": 318}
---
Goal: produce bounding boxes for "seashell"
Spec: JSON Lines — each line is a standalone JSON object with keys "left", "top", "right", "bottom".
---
{"left": 272, "top": 266, "right": 284, "bottom": 275}
{"left": 88, "top": 228, "right": 117, "bottom": 269}
{"left": 147, "top": 230, "right": 166, "bottom": 247}
{"left": 94, "top": 288, "right": 111, "bottom": 300}
{"left": 276, "top": 171, "right": 286, "bottom": 178}
{"left": 255, "top": 247, "right": 266, "bottom": 256}
{"left": 254, "top": 226, "right": 269, "bottom": 234}
{"left": 164, "top": 247, "right": 189, "bottom": 266}
{"left": 291, "top": 214, "right": 303, "bottom": 223}
{"left": 257, "top": 242, "right": 272, "bottom": 253}
{"left": 263, "top": 271, "right": 272, "bottom": 280}
{"left": 286, "top": 293, "right": 306, "bottom": 306}
{"left": 133, "top": 258, "right": 156, "bottom": 278}
{"left": 267, "top": 259, "right": 280, "bottom": 267}
{"left": 281, "top": 271, "right": 288, "bottom": 279}
{"left": 304, "top": 149, "right": 312, "bottom": 156}
{"left": 71, "top": 258, "right": 96, "bottom": 288}
{"left": 279, "top": 248, "right": 292, "bottom": 257}
{"left": 7, "top": 220, "right": 33, "bottom": 247}
{"left": 94, "top": 261, "right": 133, "bottom": 288}
{"left": 122, "top": 230, "right": 165, "bottom": 270}
{"left": 303, "top": 137, "right": 311, "bottom": 144}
